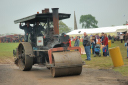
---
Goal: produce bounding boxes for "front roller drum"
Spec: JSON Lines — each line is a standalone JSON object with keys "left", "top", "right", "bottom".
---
{"left": 51, "top": 66, "right": 82, "bottom": 77}
{"left": 18, "top": 55, "right": 33, "bottom": 71}
{"left": 17, "top": 42, "right": 33, "bottom": 71}
{"left": 51, "top": 51, "right": 82, "bottom": 77}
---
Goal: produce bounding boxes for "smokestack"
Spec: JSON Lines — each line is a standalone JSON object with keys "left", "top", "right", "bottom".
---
{"left": 52, "top": 8, "right": 59, "bottom": 35}
{"left": 42, "top": 10, "right": 45, "bottom": 13}
{"left": 45, "top": 8, "right": 49, "bottom": 13}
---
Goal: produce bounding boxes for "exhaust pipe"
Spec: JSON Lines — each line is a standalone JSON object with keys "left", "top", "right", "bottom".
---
{"left": 42, "top": 8, "right": 49, "bottom": 14}
{"left": 52, "top": 8, "right": 59, "bottom": 35}
{"left": 45, "top": 8, "right": 49, "bottom": 13}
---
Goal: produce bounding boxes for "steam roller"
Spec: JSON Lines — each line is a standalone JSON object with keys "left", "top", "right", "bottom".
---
{"left": 48, "top": 47, "right": 83, "bottom": 77}
{"left": 13, "top": 8, "right": 84, "bottom": 77}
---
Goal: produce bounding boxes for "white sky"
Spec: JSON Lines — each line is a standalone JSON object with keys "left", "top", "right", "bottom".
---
{"left": 0, "top": 0, "right": 128, "bottom": 34}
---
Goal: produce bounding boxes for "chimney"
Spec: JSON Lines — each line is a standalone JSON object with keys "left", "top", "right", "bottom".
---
{"left": 45, "top": 8, "right": 49, "bottom": 13}
{"left": 42, "top": 8, "right": 49, "bottom": 14}
{"left": 52, "top": 8, "right": 59, "bottom": 35}
{"left": 42, "top": 10, "right": 45, "bottom": 13}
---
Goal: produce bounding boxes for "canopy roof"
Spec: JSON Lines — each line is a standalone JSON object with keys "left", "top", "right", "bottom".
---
{"left": 14, "top": 13, "right": 71, "bottom": 24}
{"left": 116, "top": 27, "right": 127, "bottom": 32}
{"left": 67, "top": 25, "right": 128, "bottom": 35}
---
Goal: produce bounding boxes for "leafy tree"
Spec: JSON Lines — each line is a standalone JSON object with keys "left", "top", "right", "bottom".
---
{"left": 59, "top": 21, "right": 71, "bottom": 34}
{"left": 79, "top": 14, "right": 98, "bottom": 28}
{"left": 41, "top": 21, "right": 71, "bottom": 34}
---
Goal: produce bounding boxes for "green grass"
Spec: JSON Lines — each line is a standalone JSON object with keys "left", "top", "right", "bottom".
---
{"left": 0, "top": 43, "right": 19, "bottom": 58}
{"left": 72, "top": 41, "right": 128, "bottom": 76}
{"left": 0, "top": 41, "right": 128, "bottom": 76}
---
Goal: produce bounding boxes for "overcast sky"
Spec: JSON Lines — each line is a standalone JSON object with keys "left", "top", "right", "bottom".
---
{"left": 0, "top": 0, "right": 128, "bottom": 34}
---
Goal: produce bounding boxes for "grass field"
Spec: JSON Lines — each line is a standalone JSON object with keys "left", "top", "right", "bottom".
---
{"left": 0, "top": 43, "right": 18, "bottom": 58}
{"left": 0, "top": 41, "right": 128, "bottom": 76}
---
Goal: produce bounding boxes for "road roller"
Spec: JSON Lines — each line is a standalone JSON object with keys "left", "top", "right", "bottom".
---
{"left": 13, "top": 8, "right": 84, "bottom": 77}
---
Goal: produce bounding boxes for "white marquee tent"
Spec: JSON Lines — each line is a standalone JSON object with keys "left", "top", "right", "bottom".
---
{"left": 67, "top": 25, "right": 128, "bottom": 35}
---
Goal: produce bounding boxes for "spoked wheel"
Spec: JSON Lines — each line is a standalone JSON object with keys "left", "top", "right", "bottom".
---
{"left": 17, "top": 43, "right": 33, "bottom": 71}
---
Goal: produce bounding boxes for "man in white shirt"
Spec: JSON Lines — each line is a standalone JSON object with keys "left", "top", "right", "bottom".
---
{"left": 120, "top": 34, "right": 123, "bottom": 43}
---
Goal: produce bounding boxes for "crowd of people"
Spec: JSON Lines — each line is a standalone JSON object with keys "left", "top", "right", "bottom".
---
{"left": 0, "top": 35, "right": 24, "bottom": 43}
{"left": 72, "top": 32, "right": 128, "bottom": 61}
{"left": 119, "top": 33, "right": 128, "bottom": 43}
{"left": 84, "top": 32, "right": 109, "bottom": 60}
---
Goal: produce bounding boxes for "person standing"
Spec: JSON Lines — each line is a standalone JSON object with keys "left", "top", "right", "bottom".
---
{"left": 74, "top": 36, "right": 80, "bottom": 47}
{"left": 32, "top": 22, "right": 44, "bottom": 44}
{"left": 103, "top": 34, "right": 109, "bottom": 56}
{"left": 91, "top": 35, "right": 96, "bottom": 55}
{"left": 124, "top": 41, "right": 128, "bottom": 58}
{"left": 69, "top": 39, "right": 71, "bottom": 47}
{"left": 124, "top": 33, "right": 128, "bottom": 59}
{"left": 96, "top": 34, "right": 99, "bottom": 39}
{"left": 126, "top": 42, "right": 128, "bottom": 59}
{"left": 102, "top": 45, "right": 107, "bottom": 57}
{"left": 33, "top": 22, "right": 44, "bottom": 37}
{"left": 120, "top": 34, "right": 123, "bottom": 43}
{"left": 70, "top": 37, "right": 73, "bottom": 41}
{"left": 125, "top": 33, "right": 128, "bottom": 42}
{"left": 101, "top": 32, "right": 104, "bottom": 45}
{"left": 96, "top": 37, "right": 101, "bottom": 44}
{"left": 112, "top": 35, "right": 114, "bottom": 43}
{"left": 83, "top": 32, "right": 91, "bottom": 60}
{"left": 108, "top": 34, "right": 112, "bottom": 40}
{"left": 123, "top": 34, "right": 125, "bottom": 42}
{"left": 19, "top": 22, "right": 32, "bottom": 42}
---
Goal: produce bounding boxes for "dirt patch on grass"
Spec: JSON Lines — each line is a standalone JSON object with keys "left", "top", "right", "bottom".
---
{"left": 0, "top": 57, "right": 14, "bottom": 64}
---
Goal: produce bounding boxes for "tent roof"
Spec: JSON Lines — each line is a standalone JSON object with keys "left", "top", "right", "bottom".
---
{"left": 67, "top": 25, "right": 128, "bottom": 35}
